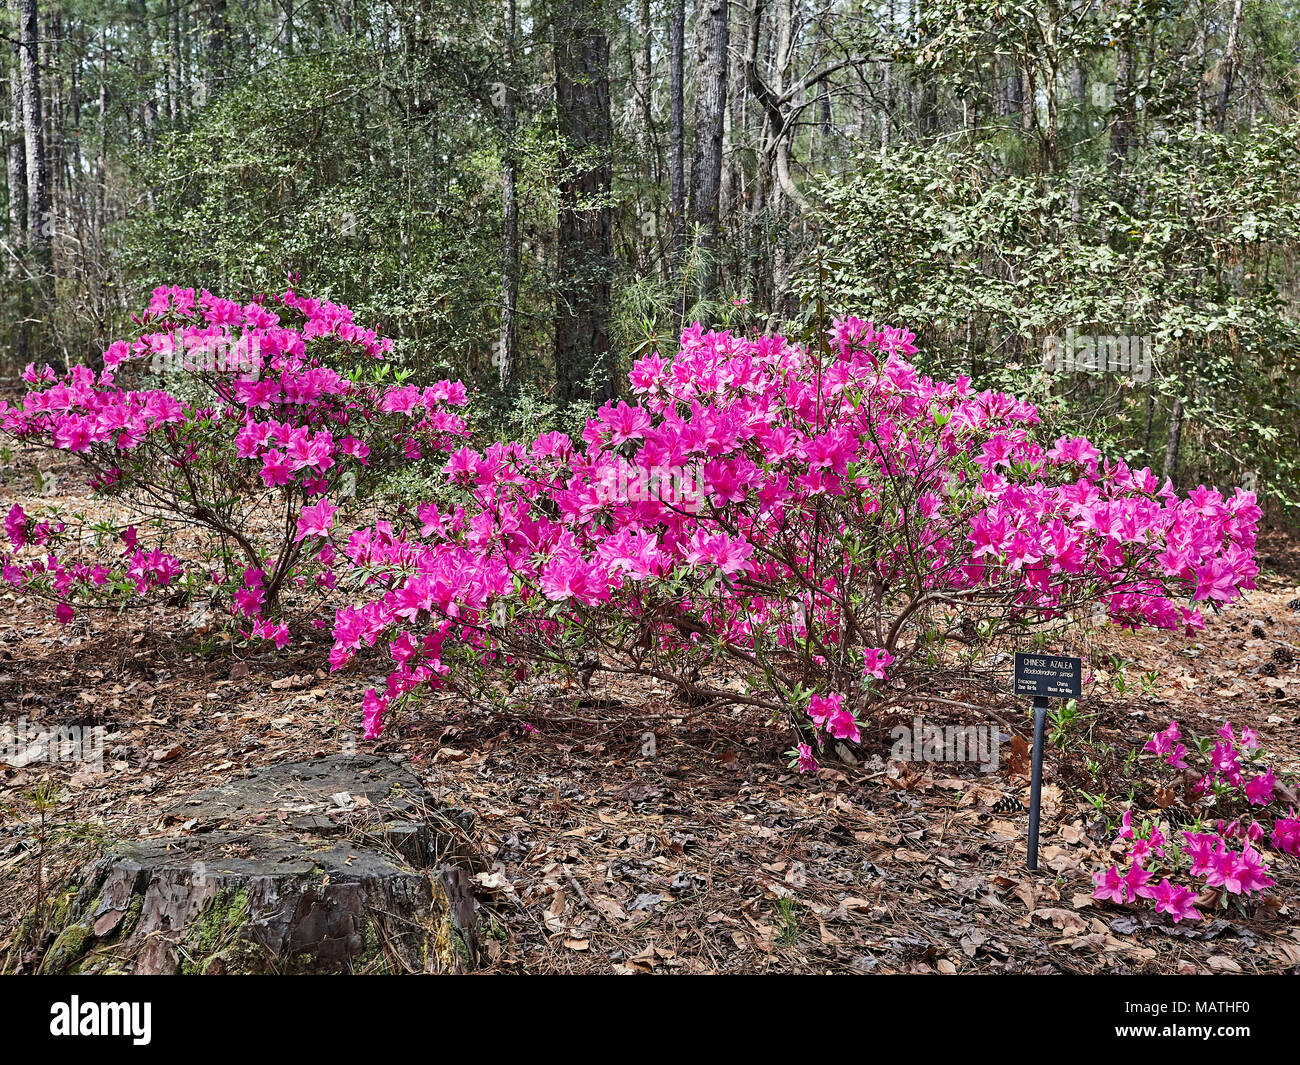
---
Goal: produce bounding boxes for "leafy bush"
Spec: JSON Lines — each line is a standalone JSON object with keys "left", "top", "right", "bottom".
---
{"left": 805, "top": 129, "right": 1300, "bottom": 508}
{"left": 4, "top": 301, "right": 1262, "bottom": 761}
{"left": 328, "top": 317, "right": 1261, "bottom": 751}
{"left": 1092, "top": 719, "right": 1299, "bottom": 923}
{"left": 1, "top": 287, "right": 469, "bottom": 646}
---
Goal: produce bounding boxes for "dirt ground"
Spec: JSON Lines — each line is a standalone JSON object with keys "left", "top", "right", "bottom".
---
{"left": 2, "top": 444, "right": 1299, "bottom": 974}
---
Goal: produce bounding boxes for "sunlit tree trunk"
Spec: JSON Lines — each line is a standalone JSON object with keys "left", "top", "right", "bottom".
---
{"left": 5, "top": 1, "right": 26, "bottom": 251}
{"left": 17, "top": 0, "right": 51, "bottom": 305}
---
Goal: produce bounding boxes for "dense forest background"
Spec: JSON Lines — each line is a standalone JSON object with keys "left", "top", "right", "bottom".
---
{"left": 2, "top": 0, "right": 1299, "bottom": 510}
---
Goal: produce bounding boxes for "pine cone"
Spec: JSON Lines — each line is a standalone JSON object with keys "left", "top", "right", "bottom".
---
{"left": 1273, "top": 646, "right": 1294, "bottom": 664}
{"left": 1261, "top": 661, "right": 1279, "bottom": 677}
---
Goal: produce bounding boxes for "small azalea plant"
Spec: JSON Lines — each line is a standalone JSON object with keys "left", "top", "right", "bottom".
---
{"left": 1093, "top": 719, "right": 1299, "bottom": 922}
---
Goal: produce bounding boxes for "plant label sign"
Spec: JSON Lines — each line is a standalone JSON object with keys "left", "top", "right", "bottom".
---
{"left": 1013, "top": 652, "right": 1081, "bottom": 700}
{"left": 1015, "top": 651, "right": 1083, "bottom": 872}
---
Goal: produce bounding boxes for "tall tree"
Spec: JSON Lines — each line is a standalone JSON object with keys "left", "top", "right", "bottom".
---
{"left": 554, "top": 0, "right": 613, "bottom": 403}
{"left": 668, "top": 0, "right": 686, "bottom": 280}
{"left": 206, "top": 0, "right": 230, "bottom": 101}
{"left": 689, "top": 0, "right": 728, "bottom": 300}
{"left": 1216, "top": 0, "right": 1245, "bottom": 132}
{"left": 168, "top": 0, "right": 183, "bottom": 120}
{"left": 5, "top": 0, "right": 26, "bottom": 250}
{"left": 16, "top": 0, "right": 50, "bottom": 286}
{"left": 5, "top": 0, "right": 26, "bottom": 362}
{"left": 498, "top": 0, "right": 519, "bottom": 390}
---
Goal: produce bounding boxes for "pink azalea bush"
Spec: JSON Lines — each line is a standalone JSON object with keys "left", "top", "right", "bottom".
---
{"left": 325, "top": 317, "right": 1260, "bottom": 744}
{"left": 1, "top": 301, "right": 1263, "bottom": 759}
{"left": 0, "top": 287, "right": 469, "bottom": 644}
{"left": 1093, "top": 719, "right": 1298, "bottom": 922}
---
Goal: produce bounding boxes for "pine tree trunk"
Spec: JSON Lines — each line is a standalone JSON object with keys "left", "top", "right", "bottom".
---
{"left": 283, "top": 0, "right": 295, "bottom": 57}
{"left": 1108, "top": 38, "right": 1133, "bottom": 172}
{"left": 135, "top": 0, "right": 156, "bottom": 145}
{"left": 554, "top": 0, "right": 613, "bottom": 404}
{"left": 689, "top": 0, "right": 728, "bottom": 302}
{"left": 498, "top": 0, "right": 519, "bottom": 391}
{"left": 881, "top": 0, "right": 894, "bottom": 150}
{"left": 1162, "top": 395, "right": 1184, "bottom": 485}
{"left": 634, "top": 0, "right": 652, "bottom": 170}
{"left": 206, "top": 0, "right": 229, "bottom": 102}
{"left": 5, "top": 0, "right": 26, "bottom": 364}
{"left": 1216, "top": 0, "right": 1244, "bottom": 132}
{"left": 5, "top": 1, "right": 26, "bottom": 251}
{"left": 668, "top": 0, "right": 686, "bottom": 285}
{"left": 634, "top": 0, "right": 655, "bottom": 274}
{"left": 169, "top": 0, "right": 182, "bottom": 119}
{"left": 17, "top": 0, "right": 51, "bottom": 338}
{"left": 17, "top": 0, "right": 48, "bottom": 250}
{"left": 1194, "top": 6, "right": 1206, "bottom": 133}
{"left": 95, "top": 28, "right": 106, "bottom": 241}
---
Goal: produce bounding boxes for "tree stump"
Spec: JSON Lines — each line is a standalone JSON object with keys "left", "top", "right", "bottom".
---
{"left": 40, "top": 755, "right": 480, "bottom": 974}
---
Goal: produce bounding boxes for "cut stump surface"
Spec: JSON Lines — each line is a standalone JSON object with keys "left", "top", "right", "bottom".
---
{"left": 40, "top": 755, "right": 479, "bottom": 974}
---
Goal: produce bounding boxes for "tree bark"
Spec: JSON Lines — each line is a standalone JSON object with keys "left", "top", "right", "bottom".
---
{"left": 721, "top": 0, "right": 748, "bottom": 226}
{"left": 668, "top": 0, "right": 685, "bottom": 283}
{"left": 689, "top": 0, "right": 728, "bottom": 301}
{"left": 1162, "top": 395, "right": 1184, "bottom": 485}
{"left": 1216, "top": 0, "right": 1244, "bottom": 132}
{"left": 283, "top": 0, "right": 295, "bottom": 57}
{"left": 135, "top": 0, "right": 156, "bottom": 144}
{"left": 168, "top": 0, "right": 182, "bottom": 119}
{"left": 95, "top": 27, "right": 106, "bottom": 240}
{"left": 4, "top": 0, "right": 25, "bottom": 363}
{"left": 498, "top": 0, "right": 519, "bottom": 390}
{"left": 14, "top": 0, "right": 50, "bottom": 357}
{"left": 634, "top": 0, "right": 652, "bottom": 170}
{"left": 206, "top": 0, "right": 230, "bottom": 102}
{"left": 554, "top": 0, "right": 613, "bottom": 404}
{"left": 1194, "top": 2, "right": 1206, "bottom": 133}
{"left": 5, "top": 0, "right": 26, "bottom": 251}
{"left": 38, "top": 756, "right": 479, "bottom": 975}
{"left": 1108, "top": 16, "right": 1134, "bottom": 173}
{"left": 17, "top": 0, "right": 49, "bottom": 257}
{"left": 880, "top": 0, "right": 894, "bottom": 149}
{"left": 634, "top": 0, "right": 655, "bottom": 274}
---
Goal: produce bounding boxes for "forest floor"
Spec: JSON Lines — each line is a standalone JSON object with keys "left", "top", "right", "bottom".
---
{"left": 2, "top": 444, "right": 1300, "bottom": 974}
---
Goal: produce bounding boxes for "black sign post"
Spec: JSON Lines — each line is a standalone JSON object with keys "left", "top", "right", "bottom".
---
{"left": 1013, "top": 652, "right": 1082, "bottom": 871}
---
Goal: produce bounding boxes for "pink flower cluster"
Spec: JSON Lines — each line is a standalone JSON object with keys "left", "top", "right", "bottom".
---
{"left": 1092, "top": 808, "right": 1275, "bottom": 923}
{"left": 1192, "top": 721, "right": 1271, "bottom": 802}
{"left": 327, "top": 318, "right": 1258, "bottom": 741}
{"left": 1271, "top": 811, "right": 1300, "bottom": 856}
{"left": 1, "top": 510, "right": 185, "bottom": 626}
{"left": 1143, "top": 719, "right": 1189, "bottom": 769}
{"left": 1094, "top": 719, "right": 1296, "bottom": 922}
{"left": 0, "top": 288, "right": 469, "bottom": 641}
{"left": 808, "top": 691, "right": 860, "bottom": 743}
